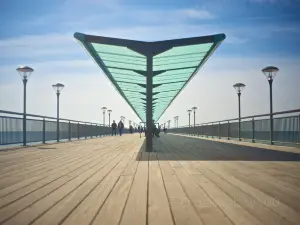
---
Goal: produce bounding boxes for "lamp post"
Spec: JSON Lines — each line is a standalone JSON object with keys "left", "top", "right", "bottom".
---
{"left": 233, "top": 83, "right": 246, "bottom": 141}
{"left": 16, "top": 66, "right": 34, "bottom": 146}
{"left": 262, "top": 66, "right": 279, "bottom": 145}
{"left": 52, "top": 83, "right": 65, "bottom": 142}
{"left": 120, "top": 116, "right": 125, "bottom": 123}
{"left": 174, "top": 116, "right": 179, "bottom": 128}
{"left": 187, "top": 109, "right": 192, "bottom": 127}
{"left": 101, "top": 107, "right": 107, "bottom": 125}
{"left": 108, "top": 109, "right": 112, "bottom": 127}
{"left": 192, "top": 107, "right": 197, "bottom": 127}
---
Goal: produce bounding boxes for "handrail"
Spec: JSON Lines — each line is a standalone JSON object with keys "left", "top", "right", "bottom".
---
{"left": 175, "top": 108, "right": 300, "bottom": 128}
{"left": 0, "top": 110, "right": 105, "bottom": 126}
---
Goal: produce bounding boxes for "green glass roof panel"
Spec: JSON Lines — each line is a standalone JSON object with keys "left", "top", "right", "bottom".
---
{"left": 74, "top": 32, "right": 225, "bottom": 122}
{"left": 154, "top": 43, "right": 213, "bottom": 58}
{"left": 91, "top": 43, "right": 144, "bottom": 58}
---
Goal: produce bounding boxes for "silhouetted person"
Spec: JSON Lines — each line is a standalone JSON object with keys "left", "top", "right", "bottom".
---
{"left": 129, "top": 125, "right": 133, "bottom": 134}
{"left": 138, "top": 125, "right": 142, "bottom": 138}
{"left": 118, "top": 120, "right": 124, "bottom": 136}
{"left": 152, "top": 120, "right": 157, "bottom": 137}
{"left": 111, "top": 120, "right": 117, "bottom": 136}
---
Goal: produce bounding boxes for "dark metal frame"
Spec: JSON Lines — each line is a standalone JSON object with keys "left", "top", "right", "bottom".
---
{"left": 170, "top": 108, "right": 300, "bottom": 145}
{"left": 74, "top": 32, "right": 226, "bottom": 151}
{"left": 0, "top": 110, "right": 111, "bottom": 146}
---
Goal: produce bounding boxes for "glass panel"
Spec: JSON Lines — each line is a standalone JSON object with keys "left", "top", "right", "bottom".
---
{"left": 91, "top": 43, "right": 145, "bottom": 58}
{"left": 114, "top": 78, "right": 145, "bottom": 84}
{"left": 103, "top": 60, "right": 145, "bottom": 71}
{"left": 154, "top": 61, "right": 198, "bottom": 71}
{"left": 86, "top": 38, "right": 220, "bottom": 121}
{"left": 154, "top": 43, "right": 213, "bottom": 58}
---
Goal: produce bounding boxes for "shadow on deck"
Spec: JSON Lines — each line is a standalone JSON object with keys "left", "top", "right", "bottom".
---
{"left": 136, "top": 133, "right": 300, "bottom": 161}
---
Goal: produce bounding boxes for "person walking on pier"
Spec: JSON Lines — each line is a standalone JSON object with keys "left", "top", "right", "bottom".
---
{"left": 111, "top": 120, "right": 117, "bottom": 136}
{"left": 118, "top": 120, "right": 124, "bottom": 136}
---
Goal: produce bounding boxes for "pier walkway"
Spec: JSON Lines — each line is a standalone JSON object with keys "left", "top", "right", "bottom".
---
{"left": 0, "top": 134, "right": 300, "bottom": 225}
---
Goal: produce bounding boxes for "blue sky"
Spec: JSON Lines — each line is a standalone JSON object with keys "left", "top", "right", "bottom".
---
{"left": 0, "top": 0, "right": 300, "bottom": 125}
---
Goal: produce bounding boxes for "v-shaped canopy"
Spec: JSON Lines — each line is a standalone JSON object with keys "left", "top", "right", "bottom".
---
{"left": 74, "top": 32, "right": 225, "bottom": 122}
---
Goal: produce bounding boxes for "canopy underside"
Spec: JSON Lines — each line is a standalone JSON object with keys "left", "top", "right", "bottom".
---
{"left": 74, "top": 32, "right": 225, "bottom": 122}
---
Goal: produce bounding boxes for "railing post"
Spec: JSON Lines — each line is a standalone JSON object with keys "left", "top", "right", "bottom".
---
{"left": 77, "top": 122, "right": 80, "bottom": 139}
{"left": 298, "top": 114, "right": 300, "bottom": 143}
{"left": 211, "top": 123, "right": 214, "bottom": 138}
{"left": 43, "top": 118, "right": 46, "bottom": 144}
{"left": 68, "top": 121, "right": 71, "bottom": 141}
{"left": 85, "top": 123, "right": 87, "bottom": 139}
{"left": 90, "top": 123, "right": 93, "bottom": 138}
{"left": 218, "top": 122, "right": 221, "bottom": 139}
{"left": 227, "top": 121, "right": 230, "bottom": 140}
{"left": 252, "top": 118, "right": 255, "bottom": 143}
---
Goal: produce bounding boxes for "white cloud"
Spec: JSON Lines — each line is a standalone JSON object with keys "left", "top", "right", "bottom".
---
{"left": 177, "top": 9, "right": 215, "bottom": 19}
{"left": 0, "top": 33, "right": 79, "bottom": 59}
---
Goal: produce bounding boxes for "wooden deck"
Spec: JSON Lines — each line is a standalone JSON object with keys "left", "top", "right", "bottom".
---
{"left": 0, "top": 134, "right": 300, "bottom": 225}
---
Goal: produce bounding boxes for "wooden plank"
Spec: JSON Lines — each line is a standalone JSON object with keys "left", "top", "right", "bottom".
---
{"left": 0, "top": 141, "right": 113, "bottom": 188}
{"left": 218, "top": 162, "right": 300, "bottom": 212}
{"left": 157, "top": 152, "right": 203, "bottom": 225}
{"left": 162, "top": 135, "right": 300, "bottom": 225}
{"left": 0, "top": 139, "right": 112, "bottom": 170}
{"left": 89, "top": 145, "right": 142, "bottom": 225}
{"left": 91, "top": 175, "right": 133, "bottom": 225}
{"left": 60, "top": 152, "right": 134, "bottom": 225}
{"left": 119, "top": 152, "right": 149, "bottom": 225}
{"left": 0, "top": 139, "right": 129, "bottom": 189}
{"left": 193, "top": 166, "right": 291, "bottom": 225}
{"left": 161, "top": 147, "right": 233, "bottom": 225}
{"left": 31, "top": 143, "right": 137, "bottom": 225}
{"left": 193, "top": 174, "right": 263, "bottom": 225}
{"left": 122, "top": 152, "right": 140, "bottom": 176}
{"left": 0, "top": 148, "right": 107, "bottom": 194}
{"left": 163, "top": 142, "right": 262, "bottom": 225}
{"left": 0, "top": 148, "right": 124, "bottom": 224}
{"left": 0, "top": 145, "right": 117, "bottom": 207}
{"left": 148, "top": 152, "right": 174, "bottom": 225}
{"left": 200, "top": 161, "right": 300, "bottom": 225}
{"left": 2, "top": 150, "right": 127, "bottom": 225}
{"left": 232, "top": 162, "right": 300, "bottom": 192}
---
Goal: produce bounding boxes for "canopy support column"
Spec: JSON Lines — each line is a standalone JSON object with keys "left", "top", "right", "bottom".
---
{"left": 146, "top": 55, "right": 153, "bottom": 152}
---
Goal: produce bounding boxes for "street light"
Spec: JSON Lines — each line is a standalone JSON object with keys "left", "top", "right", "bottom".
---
{"left": 52, "top": 83, "right": 65, "bottom": 142}
{"left": 262, "top": 66, "right": 279, "bottom": 144}
{"left": 192, "top": 107, "right": 197, "bottom": 127}
{"left": 187, "top": 109, "right": 192, "bottom": 127}
{"left": 16, "top": 65, "right": 34, "bottom": 146}
{"left": 174, "top": 116, "right": 179, "bottom": 128}
{"left": 107, "top": 109, "right": 112, "bottom": 127}
{"left": 233, "top": 83, "right": 246, "bottom": 141}
{"left": 101, "top": 107, "right": 107, "bottom": 125}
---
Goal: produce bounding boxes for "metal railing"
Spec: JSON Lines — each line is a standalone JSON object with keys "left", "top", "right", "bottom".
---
{"left": 0, "top": 110, "right": 114, "bottom": 146}
{"left": 169, "top": 109, "right": 300, "bottom": 144}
